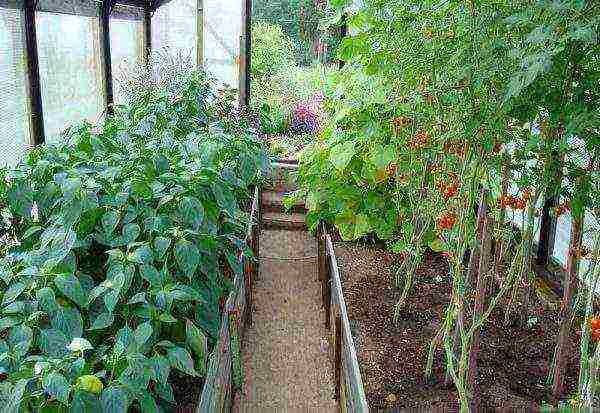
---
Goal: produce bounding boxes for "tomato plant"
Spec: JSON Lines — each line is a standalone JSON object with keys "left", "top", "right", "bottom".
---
{"left": 293, "top": 0, "right": 599, "bottom": 410}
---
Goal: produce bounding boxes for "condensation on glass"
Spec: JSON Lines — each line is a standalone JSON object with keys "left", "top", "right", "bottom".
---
{"left": 110, "top": 4, "right": 144, "bottom": 105}
{"left": 0, "top": 0, "right": 31, "bottom": 166}
{"left": 36, "top": 0, "right": 104, "bottom": 141}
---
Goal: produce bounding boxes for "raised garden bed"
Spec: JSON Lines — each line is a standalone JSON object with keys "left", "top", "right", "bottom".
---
{"left": 197, "top": 187, "right": 261, "bottom": 412}
{"left": 329, "top": 236, "right": 581, "bottom": 411}
{"left": 317, "top": 223, "right": 369, "bottom": 412}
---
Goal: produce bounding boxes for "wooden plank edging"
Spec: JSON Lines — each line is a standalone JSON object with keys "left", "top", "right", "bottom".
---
{"left": 197, "top": 187, "right": 261, "bottom": 412}
{"left": 320, "top": 223, "right": 369, "bottom": 412}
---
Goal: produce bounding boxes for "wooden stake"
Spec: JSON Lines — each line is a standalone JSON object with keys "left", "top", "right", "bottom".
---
{"left": 468, "top": 192, "right": 491, "bottom": 412}
{"left": 552, "top": 212, "right": 583, "bottom": 398}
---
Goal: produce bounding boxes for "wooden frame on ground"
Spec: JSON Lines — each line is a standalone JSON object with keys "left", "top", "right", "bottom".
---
{"left": 317, "top": 221, "right": 369, "bottom": 412}
{"left": 197, "top": 186, "right": 261, "bottom": 412}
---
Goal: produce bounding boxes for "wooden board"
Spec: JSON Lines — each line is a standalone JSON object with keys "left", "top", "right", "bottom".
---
{"left": 325, "top": 232, "right": 369, "bottom": 413}
{"left": 197, "top": 187, "right": 260, "bottom": 413}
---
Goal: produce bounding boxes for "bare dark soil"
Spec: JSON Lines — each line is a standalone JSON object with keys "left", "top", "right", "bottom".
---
{"left": 334, "top": 242, "right": 580, "bottom": 412}
{"left": 169, "top": 370, "right": 204, "bottom": 412}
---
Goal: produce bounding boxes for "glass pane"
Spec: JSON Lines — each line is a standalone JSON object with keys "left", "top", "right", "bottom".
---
{"left": 0, "top": 5, "right": 31, "bottom": 166}
{"left": 204, "top": 0, "right": 241, "bottom": 88}
{"left": 151, "top": 0, "right": 197, "bottom": 64}
{"left": 110, "top": 17, "right": 143, "bottom": 105}
{"left": 36, "top": 12, "right": 104, "bottom": 141}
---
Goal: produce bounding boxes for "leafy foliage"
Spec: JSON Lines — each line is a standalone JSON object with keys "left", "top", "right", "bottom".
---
{"left": 251, "top": 23, "right": 297, "bottom": 79}
{"left": 293, "top": 0, "right": 600, "bottom": 409}
{"left": 0, "top": 68, "right": 267, "bottom": 411}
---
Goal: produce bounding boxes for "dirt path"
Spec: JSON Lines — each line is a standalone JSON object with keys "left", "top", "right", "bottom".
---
{"left": 233, "top": 229, "right": 337, "bottom": 412}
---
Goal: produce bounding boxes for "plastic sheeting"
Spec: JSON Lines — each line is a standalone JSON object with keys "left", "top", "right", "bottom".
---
{"left": 0, "top": 4, "right": 31, "bottom": 166}
{"left": 204, "top": 0, "right": 242, "bottom": 88}
{"left": 110, "top": 13, "right": 144, "bottom": 104}
{"left": 151, "top": 0, "right": 198, "bottom": 65}
{"left": 36, "top": 11, "right": 104, "bottom": 141}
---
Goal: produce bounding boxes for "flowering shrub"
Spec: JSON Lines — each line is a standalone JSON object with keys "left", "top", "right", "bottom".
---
{"left": 291, "top": 93, "right": 324, "bottom": 135}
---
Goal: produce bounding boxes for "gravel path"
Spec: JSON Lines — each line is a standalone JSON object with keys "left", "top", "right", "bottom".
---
{"left": 233, "top": 229, "right": 337, "bottom": 412}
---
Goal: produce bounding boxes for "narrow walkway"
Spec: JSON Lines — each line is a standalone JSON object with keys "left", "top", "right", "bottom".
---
{"left": 233, "top": 229, "right": 337, "bottom": 412}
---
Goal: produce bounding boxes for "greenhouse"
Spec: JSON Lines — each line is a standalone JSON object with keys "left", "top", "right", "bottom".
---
{"left": 0, "top": 0, "right": 599, "bottom": 411}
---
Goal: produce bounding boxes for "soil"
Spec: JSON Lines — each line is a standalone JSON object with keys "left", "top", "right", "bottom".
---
{"left": 333, "top": 241, "right": 581, "bottom": 412}
{"left": 169, "top": 371, "right": 205, "bottom": 413}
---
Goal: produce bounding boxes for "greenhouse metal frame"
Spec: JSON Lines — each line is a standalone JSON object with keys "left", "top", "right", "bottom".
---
{"left": 0, "top": 0, "right": 252, "bottom": 147}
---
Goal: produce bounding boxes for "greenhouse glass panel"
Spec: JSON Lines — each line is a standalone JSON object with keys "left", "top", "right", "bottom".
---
{"left": 204, "top": 0, "right": 242, "bottom": 88}
{"left": 110, "top": 5, "right": 144, "bottom": 105}
{"left": 151, "top": 0, "right": 197, "bottom": 65}
{"left": 0, "top": 2, "right": 31, "bottom": 167}
{"left": 36, "top": 11, "right": 104, "bottom": 141}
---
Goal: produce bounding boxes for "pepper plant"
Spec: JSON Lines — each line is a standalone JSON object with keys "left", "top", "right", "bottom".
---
{"left": 0, "top": 67, "right": 267, "bottom": 411}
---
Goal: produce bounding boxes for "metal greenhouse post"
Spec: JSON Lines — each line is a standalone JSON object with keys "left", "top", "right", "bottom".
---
{"left": 100, "top": 0, "right": 115, "bottom": 114}
{"left": 23, "top": 0, "right": 45, "bottom": 145}
{"left": 143, "top": 2, "right": 153, "bottom": 65}
{"left": 197, "top": 0, "right": 203, "bottom": 67}
{"left": 238, "top": 0, "right": 251, "bottom": 108}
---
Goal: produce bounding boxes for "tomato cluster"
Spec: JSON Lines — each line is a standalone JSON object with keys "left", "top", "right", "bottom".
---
{"left": 443, "top": 140, "right": 468, "bottom": 158}
{"left": 392, "top": 116, "right": 412, "bottom": 129}
{"left": 436, "top": 180, "right": 459, "bottom": 201}
{"left": 589, "top": 317, "right": 600, "bottom": 342}
{"left": 409, "top": 130, "right": 430, "bottom": 150}
{"left": 437, "top": 213, "right": 457, "bottom": 231}
{"left": 572, "top": 247, "right": 590, "bottom": 259}
{"left": 386, "top": 162, "right": 398, "bottom": 177}
{"left": 499, "top": 195, "right": 527, "bottom": 210}
{"left": 554, "top": 202, "right": 570, "bottom": 217}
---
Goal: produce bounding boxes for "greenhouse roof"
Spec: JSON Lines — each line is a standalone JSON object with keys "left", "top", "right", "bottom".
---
{"left": 0, "top": 0, "right": 171, "bottom": 15}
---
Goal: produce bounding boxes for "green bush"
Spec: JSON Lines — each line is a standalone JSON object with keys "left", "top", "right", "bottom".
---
{"left": 0, "top": 66, "right": 267, "bottom": 411}
{"left": 258, "top": 103, "right": 288, "bottom": 135}
{"left": 251, "top": 23, "right": 296, "bottom": 79}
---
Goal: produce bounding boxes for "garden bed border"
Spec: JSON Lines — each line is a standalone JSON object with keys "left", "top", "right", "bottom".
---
{"left": 196, "top": 186, "right": 261, "bottom": 412}
{"left": 317, "top": 221, "right": 369, "bottom": 413}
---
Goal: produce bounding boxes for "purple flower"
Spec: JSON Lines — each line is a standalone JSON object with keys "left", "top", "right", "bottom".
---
{"left": 291, "top": 93, "right": 324, "bottom": 135}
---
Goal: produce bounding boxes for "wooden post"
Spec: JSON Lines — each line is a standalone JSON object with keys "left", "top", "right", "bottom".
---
{"left": 317, "top": 221, "right": 326, "bottom": 290}
{"left": 100, "top": 0, "right": 115, "bottom": 114}
{"left": 537, "top": 150, "right": 563, "bottom": 267}
{"left": 318, "top": 222, "right": 332, "bottom": 329}
{"left": 238, "top": 0, "right": 251, "bottom": 108}
{"left": 537, "top": 195, "right": 558, "bottom": 267}
{"left": 254, "top": 187, "right": 261, "bottom": 281}
{"left": 552, "top": 211, "right": 583, "bottom": 398}
{"left": 468, "top": 192, "right": 492, "bottom": 412}
{"left": 23, "top": 0, "right": 45, "bottom": 145}
{"left": 334, "top": 312, "right": 342, "bottom": 401}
